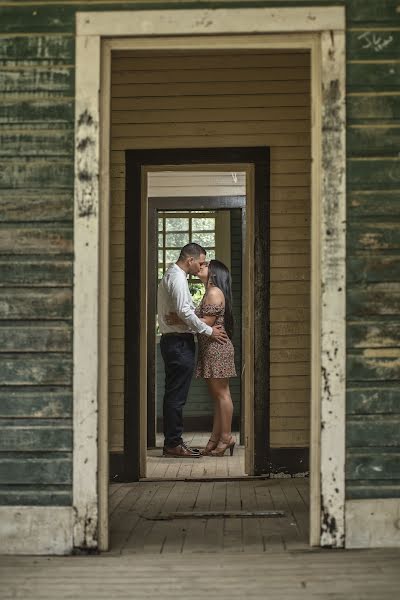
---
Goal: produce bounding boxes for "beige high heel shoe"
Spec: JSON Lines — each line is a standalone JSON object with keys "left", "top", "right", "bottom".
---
{"left": 210, "top": 435, "right": 236, "bottom": 457}
{"left": 201, "top": 437, "right": 219, "bottom": 456}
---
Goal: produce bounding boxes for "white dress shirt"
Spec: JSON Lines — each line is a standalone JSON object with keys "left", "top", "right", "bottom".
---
{"left": 157, "top": 264, "right": 212, "bottom": 336}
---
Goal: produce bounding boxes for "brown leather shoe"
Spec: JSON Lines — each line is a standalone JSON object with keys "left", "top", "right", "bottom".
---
{"left": 163, "top": 444, "right": 201, "bottom": 458}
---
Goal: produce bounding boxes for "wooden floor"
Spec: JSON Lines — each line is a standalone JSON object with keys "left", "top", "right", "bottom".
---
{"left": 109, "top": 478, "right": 309, "bottom": 554}
{"left": 1, "top": 551, "right": 400, "bottom": 600}
{"left": 2, "top": 480, "right": 400, "bottom": 600}
{"left": 147, "top": 432, "right": 245, "bottom": 479}
{"left": 2, "top": 479, "right": 400, "bottom": 599}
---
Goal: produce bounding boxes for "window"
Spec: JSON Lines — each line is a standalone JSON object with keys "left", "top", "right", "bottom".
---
{"left": 158, "top": 211, "right": 216, "bottom": 304}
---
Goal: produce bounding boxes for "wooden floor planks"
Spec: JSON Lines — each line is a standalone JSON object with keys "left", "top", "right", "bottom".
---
{"left": 2, "top": 548, "right": 400, "bottom": 600}
{"left": 146, "top": 432, "right": 245, "bottom": 479}
{"left": 109, "top": 478, "right": 309, "bottom": 556}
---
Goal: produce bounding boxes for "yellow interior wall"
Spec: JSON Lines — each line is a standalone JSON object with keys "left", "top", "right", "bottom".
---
{"left": 109, "top": 49, "right": 311, "bottom": 451}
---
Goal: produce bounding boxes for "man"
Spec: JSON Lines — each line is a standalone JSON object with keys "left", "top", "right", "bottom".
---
{"left": 157, "top": 243, "right": 228, "bottom": 458}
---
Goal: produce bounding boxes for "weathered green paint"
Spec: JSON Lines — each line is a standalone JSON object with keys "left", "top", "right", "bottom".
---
{"left": 0, "top": 354, "right": 72, "bottom": 385}
{"left": 347, "top": 63, "right": 400, "bottom": 92}
{"left": 0, "top": 259, "right": 72, "bottom": 285}
{"left": 347, "top": 387, "right": 400, "bottom": 414}
{"left": 347, "top": 126, "right": 400, "bottom": 156}
{"left": 0, "top": 100, "right": 74, "bottom": 124}
{"left": 347, "top": 256, "right": 400, "bottom": 283}
{"left": 347, "top": 416, "right": 400, "bottom": 446}
{"left": 0, "top": 388, "right": 72, "bottom": 418}
{"left": 348, "top": 223, "right": 400, "bottom": 252}
{"left": 346, "top": 450, "right": 400, "bottom": 480}
{"left": 0, "top": 225, "right": 73, "bottom": 254}
{"left": 347, "top": 0, "right": 400, "bottom": 24}
{"left": 347, "top": 284, "right": 400, "bottom": 317}
{"left": 0, "top": 419, "right": 72, "bottom": 452}
{"left": 0, "top": 35, "right": 74, "bottom": 61}
{"left": 348, "top": 192, "right": 400, "bottom": 218}
{"left": 347, "top": 351, "right": 400, "bottom": 381}
{"left": 0, "top": 323, "right": 72, "bottom": 352}
{"left": 0, "top": 454, "right": 71, "bottom": 485}
{"left": 347, "top": 95, "right": 400, "bottom": 123}
{"left": 0, "top": 160, "right": 73, "bottom": 189}
{"left": 347, "top": 321, "right": 400, "bottom": 348}
{"left": 346, "top": 482, "right": 400, "bottom": 499}
{"left": 0, "top": 191, "right": 73, "bottom": 222}
{"left": 0, "top": 259, "right": 72, "bottom": 286}
{"left": 0, "top": 486, "right": 71, "bottom": 506}
{"left": 0, "top": 289, "right": 72, "bottom": 319}
{"left": 0, "top": 129, "right": 74, "bottom": 157}
{"left": 0, "top": 66, "right": 74, "bottom": 94}
{"left": 348, "top": 159, "right": 400, "bottom": 189}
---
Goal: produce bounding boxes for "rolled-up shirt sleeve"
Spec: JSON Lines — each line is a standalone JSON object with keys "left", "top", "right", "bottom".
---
{"left": 169, "top": 277, "right": 212, "bottom": 336}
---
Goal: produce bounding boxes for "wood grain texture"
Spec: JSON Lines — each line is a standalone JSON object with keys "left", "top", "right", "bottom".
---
{"left": 0, "top": 190, "right": 73, "bottom": 221}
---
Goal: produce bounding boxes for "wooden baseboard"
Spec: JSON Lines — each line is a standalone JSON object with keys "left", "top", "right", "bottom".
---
{"left": 269, "top": 448, "right": 309, "bottom": 475}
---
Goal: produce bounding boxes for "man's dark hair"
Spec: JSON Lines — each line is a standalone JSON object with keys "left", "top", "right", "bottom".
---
{"left": 178, "top": 243, "right": 206, "bottom": 261}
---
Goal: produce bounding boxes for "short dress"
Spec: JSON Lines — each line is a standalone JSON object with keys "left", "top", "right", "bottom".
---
{"left": 195, "top": 301, "right": 237, "bottom": 379}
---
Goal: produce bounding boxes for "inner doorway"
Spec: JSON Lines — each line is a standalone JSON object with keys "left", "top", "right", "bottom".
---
{"left": 147, "top": 188, "right": 246, "bottom": 479}
{"left": 122, "top": 147, "right": 270, "bottom": 481}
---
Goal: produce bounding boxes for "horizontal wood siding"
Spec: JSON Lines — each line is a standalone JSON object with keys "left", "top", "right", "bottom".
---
{"left": 346, "top": 6, "right": 400, "bottom": 499}
{"left": 109, "top": 49, "right": 311, "bottom": 452}
{"left": 0, "top": 31, "right": 74, "bottom": 505}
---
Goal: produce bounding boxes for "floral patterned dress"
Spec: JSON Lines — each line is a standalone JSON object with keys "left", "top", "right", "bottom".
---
{"left": 195, "top": 300, "right": 237, "bottom": 379}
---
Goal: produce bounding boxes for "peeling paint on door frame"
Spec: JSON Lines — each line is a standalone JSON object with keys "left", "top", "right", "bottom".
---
{"left": 73, "top": 7, "right": 346, "bottom": 553}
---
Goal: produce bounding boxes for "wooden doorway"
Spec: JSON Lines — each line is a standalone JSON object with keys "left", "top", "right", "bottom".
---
{"left": 147, "top": 197, "right": 246, "bottom": 478}
{"left": 120, "top": 147, "right": 269, "bottom": 481}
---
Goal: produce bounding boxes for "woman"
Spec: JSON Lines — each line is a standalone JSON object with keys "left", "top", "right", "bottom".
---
{"left": 167, "top": 259, "right": 237, "bottom": 457}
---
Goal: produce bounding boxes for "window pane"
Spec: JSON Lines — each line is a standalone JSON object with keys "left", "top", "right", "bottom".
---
{"left": 166, "top": 232, "right": 189, "bottom": 247}
{"left": 193, "top": 232, "right": 215, "bottom": 247}
{"left": 192, "top": 218, "right": 215, "bottom": 231}
{"left": 158, "top": 219, "right": 163, "bottom": 232}
{"left": 158, "top": 268, "right": 164, "bottom": 280}
{"left": 166, "top": 218, "right": 189, "bottom": 232}
{"left": 158, "top": 233, "right": 163, "bottom": 247}
{"left": 166, "top": 249, "right": 180, "bottom": 263}
{"left": 206, "top": 248, "right": 215, "bottom": 260}
{"left": 158, "top": 250, "right": 163, "bottom": 263}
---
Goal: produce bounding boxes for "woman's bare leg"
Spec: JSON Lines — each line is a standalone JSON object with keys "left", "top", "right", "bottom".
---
{"left": 206, "top": 378, "right": 233, "bottom": 441}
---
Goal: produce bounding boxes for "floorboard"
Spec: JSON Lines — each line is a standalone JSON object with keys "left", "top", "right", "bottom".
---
{"left": 147, "top": 432, "right": 245, "bottom": 479}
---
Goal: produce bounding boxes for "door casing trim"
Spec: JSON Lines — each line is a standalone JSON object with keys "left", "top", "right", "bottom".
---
{"left": 74, "top": 7, "right": 346, "bottom": 551}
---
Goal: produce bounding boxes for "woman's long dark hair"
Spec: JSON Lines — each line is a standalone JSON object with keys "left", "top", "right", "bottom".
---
{"left": 207, "top": 259, "right": 234, "bottom": 339}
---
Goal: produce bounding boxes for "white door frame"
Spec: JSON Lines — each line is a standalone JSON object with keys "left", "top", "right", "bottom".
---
{"left": 73, "top": 7, "right": 346, "bottom": 552}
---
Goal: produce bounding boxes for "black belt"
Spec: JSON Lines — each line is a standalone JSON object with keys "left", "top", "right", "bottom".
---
{"left": 162, "top": 332, "right": 194, "bottom": 338}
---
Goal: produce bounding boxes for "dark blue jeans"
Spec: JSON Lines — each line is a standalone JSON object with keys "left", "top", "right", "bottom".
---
{"left": 160, "top": 333, "right": 196, "bottom": 448}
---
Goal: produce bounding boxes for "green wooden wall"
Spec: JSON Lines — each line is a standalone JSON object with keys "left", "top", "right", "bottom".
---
{"left": 0, "top": 0, "right": 399, "bottom": 505}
